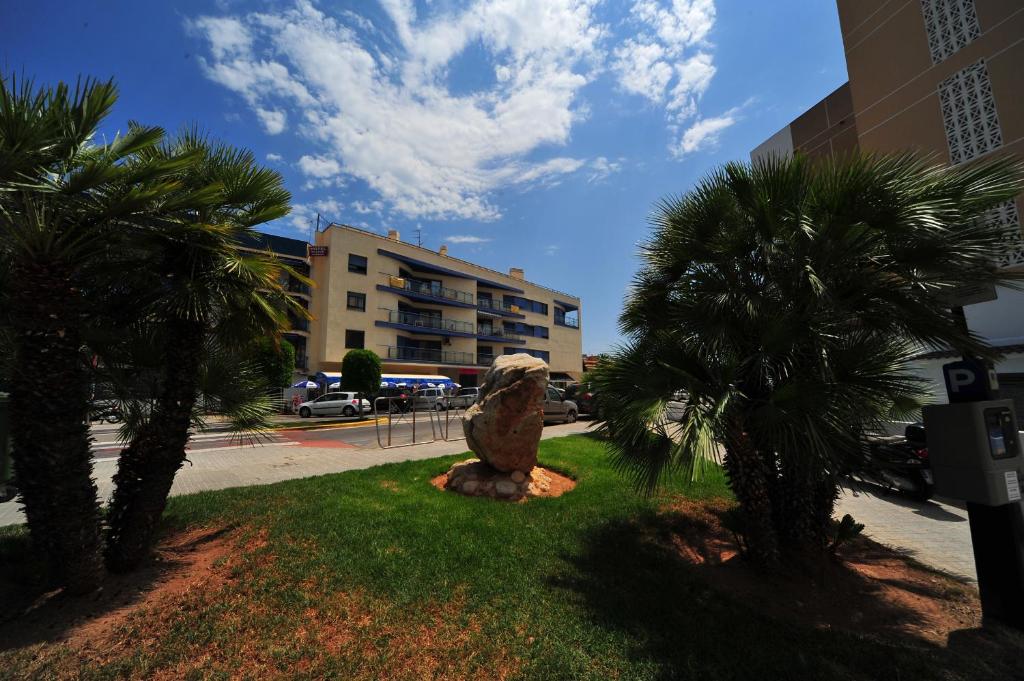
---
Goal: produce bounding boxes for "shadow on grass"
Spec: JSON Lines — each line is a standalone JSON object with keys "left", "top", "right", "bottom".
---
{"left": 0, "top": 525, "right": 234, "bottom": 651}
{"left": 549, "top": 506, "right": 1018, "bottom": 681}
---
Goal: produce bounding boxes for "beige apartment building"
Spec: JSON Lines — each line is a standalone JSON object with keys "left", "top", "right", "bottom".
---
{"left": 293, "top": 224, "right": 582, "bottom": 387}
{"left": 752, "top": 0, "right": 1024, "bottom": 406}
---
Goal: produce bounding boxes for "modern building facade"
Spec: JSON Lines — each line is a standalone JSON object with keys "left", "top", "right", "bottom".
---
{"left": 238, "top": 231, "right": 313, "bottom": 375}
{"left": 307, "top": 224, "right": 582, "bottom": 387}
{"left": 751, "top": 0, "right": 1024, "bottom": 406}
{"left": 250, "top": 224, "right": 583, "bottom": 387}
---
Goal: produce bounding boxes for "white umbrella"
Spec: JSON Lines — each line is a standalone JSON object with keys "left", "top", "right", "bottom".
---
{"left": 329, "top": 382, "right": 341, "bottom": 390}
{"left": 426, "top": 382, "right": 436, "bottom": 387}
{"left": 292, "top": 380, "right": 317, "bottom": 389}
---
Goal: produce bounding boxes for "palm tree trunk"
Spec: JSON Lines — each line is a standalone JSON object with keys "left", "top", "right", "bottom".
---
{"left": 773, "top": 455, "right": 839, "bottom": 553}
{"left": 8, "top": 262, "right": 104, "bottom": 594}
{"left": 105, "top": 319, "right": 204, "bottom": 572}
{"left": 722, "top": 421, "right": 780, "bottom": 567}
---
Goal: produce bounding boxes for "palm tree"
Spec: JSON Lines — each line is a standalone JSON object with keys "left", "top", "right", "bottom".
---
{"left": 0, "top": 76, "right": 190, "bottom": 593}
{"left": 594, "top": 153, "right": 1024, "bottom": 566}
{"left": 103, "top": 130, "right": 307, "bottom": 571}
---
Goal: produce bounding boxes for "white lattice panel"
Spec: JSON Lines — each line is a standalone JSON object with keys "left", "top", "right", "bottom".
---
{"left": 921, "top": 0, "right": 981, "bottom": 63}
{"left": 938, "top": 60, "right": 1002, "bottom": 165}
{"left": 988, "top": 200, "right": 1024, "bottom": 269}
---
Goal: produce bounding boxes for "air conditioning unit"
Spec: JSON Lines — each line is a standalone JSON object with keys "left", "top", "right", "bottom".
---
{"left": 389, "top": 276, "right": 406, "bottom": 288}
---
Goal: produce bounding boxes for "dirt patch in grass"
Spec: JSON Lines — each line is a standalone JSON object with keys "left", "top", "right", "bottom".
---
{"left": 0, "top": 525, "right": 238, "bottom": 652}
{"left": 655, "top": 498, "right": 993, "bottom": 647}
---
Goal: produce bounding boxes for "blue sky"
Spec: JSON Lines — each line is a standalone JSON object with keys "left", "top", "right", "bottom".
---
{"left": 3, "top": 0, "right": 847, "bottom": 354}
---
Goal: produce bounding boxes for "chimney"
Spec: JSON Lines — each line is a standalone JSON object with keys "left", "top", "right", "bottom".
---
{"left": 509, "top": 267, "right": 524, "bottom": 280}
{"left": 387, "top": 229, "right": 400, "bottom": 241}
{"left": 439, "top": 244, "right": 448, "bottom": 257}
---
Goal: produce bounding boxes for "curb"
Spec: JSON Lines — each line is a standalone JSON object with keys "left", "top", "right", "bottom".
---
{"left": 273, "top": 417, "right": 387, "bottom": 432}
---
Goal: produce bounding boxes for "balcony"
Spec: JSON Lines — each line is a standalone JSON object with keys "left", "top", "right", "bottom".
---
{"left": 555, "top": 316, "right": 579, "bottom": 329}
{"left": 288, "top": 316, "right": 310, "bottom": 333}
{"left": 476, "top": 298, "right": 525, "bottom": 318}
{"left": 477, "top": 353, "right": 496, "bottom": 366}
{"left": 476, "top": 326, "right": 525, "bottom": 343}
{"left": 385, "top": 345, "right": 475, "bottom": 366}
{"left": 382, "top": 309, "right": 475, "bottom": 335}
{"left": 286, "top": 279, "right": 311, "bottom": 297}
{"left": 378, "top": 275, "right": 475, "bottom": 307}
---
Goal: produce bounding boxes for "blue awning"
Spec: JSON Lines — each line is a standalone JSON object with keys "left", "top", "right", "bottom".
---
{"left": 378, "top": 248, "right": 524, "bottom": 293}
{"left": 385, "top": 375, "right": 455, "bottom": 388}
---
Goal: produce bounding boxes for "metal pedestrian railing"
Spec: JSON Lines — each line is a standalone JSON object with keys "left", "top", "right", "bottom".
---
{"left": 373, "top": 395, "right": 469, "bottom": 447}
{"left": 373, "top": 396, "right": 436, "bottom": 448}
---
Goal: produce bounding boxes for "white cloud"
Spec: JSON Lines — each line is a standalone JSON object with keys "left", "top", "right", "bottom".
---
{"left": 190, "top": 0, "right": 604, "bottom": 220}
{"left": 447, "top": 235, "right": 492, "bottom": 244}
{"left": 297, "top": 154, "right": 341, "bottom": 178}
{"left": 350, "top": 200, "right": 384, "bottom": 214}
{"left": 255, "top": 107, "right": 287, "bottom": 134}
{"left": 188, "top": 16, "right": 252, "bottom": 60}
{"left": 544, "top": 244, "right": 560, "bottom": 256}
{"left": 266, "top": 152, "right": 283, "bottom": 161}
{"left": 674, "top": 105, "right": 742, "bottom": 157}
{"left": 632, "top": 0, "right": 715, "bottom": 47}
{"left": 613, "top": 1, "right": 720, "bottom": 154}
{"left": 612, "top": 40, "right": 672, "bottom": 103}
{"left": 587, "top": 156, "right": 622, "bottom": 183}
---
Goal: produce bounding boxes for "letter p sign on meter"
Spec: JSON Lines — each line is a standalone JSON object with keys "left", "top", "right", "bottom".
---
{"left": 942, "top": 358, "right": 999, "bottom": 403}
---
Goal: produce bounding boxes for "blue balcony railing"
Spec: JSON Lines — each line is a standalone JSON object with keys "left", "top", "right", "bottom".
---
{"left": 385, "top": 309, "right": 474, "bottom": 334}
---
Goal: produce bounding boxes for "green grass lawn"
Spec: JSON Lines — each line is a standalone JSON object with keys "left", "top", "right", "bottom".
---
{"left": 0, "top": 434, "right": 1007, "bottom": 680}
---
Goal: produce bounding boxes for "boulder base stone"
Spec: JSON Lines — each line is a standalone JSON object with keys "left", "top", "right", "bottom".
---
{"left": 462, "top": 353, "right": 548, "bottom": 473}
{"left": 439, "top": 459, "right": 574, "bottom": 501}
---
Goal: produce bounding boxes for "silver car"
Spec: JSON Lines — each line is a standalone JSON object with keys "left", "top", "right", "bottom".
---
{"left": 410, "top": 387, "right": 449, "bottom": 411}
{"left": 297, "top": 392, "right": 371, "bottom": 417}
{"left": 542, "top": 385, "right": 578, "bottom": 423}
{"left": 446, "top": 386, "right": 481, "bottom": 409}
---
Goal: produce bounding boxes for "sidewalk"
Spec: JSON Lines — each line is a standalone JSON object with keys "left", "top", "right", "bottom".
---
{"left": 835, "top": 484, "right": 976, "bottom": 582}
{"left": 0, "top": 422, "right": 593, "bottom": 528}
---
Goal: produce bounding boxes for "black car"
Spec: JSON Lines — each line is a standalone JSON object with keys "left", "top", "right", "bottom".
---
{"left": 564, "top": 383, "right": 598, "bottom": 416}
{"left": 373, "top": 387, "right": 412, "bottom": 414}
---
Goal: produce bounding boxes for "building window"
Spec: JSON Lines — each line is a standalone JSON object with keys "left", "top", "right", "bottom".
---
{"left": 347, "top": 291, "right": 366, "bottom": 311}
{"left": 508, "top": 347, "right": 550, "bottom": 363}
{"left": 503, "top": 295, "right": 548, "bottom": 315}
{"left": 345, "top": 330, "right": 365, "bottom": 349}
{"left": 921, "top": 0, "right": 981, "bottom": 64}
{"left": 938, "top": 60, "right": 1002, "bottom": 165}
{"left": 348, "top": 253, "right": 368, "bottom": 274}
{"left": 989, "top": 200, "right": 1024, "bottom": 269}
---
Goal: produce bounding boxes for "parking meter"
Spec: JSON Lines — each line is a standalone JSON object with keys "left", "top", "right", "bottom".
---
{"left": 922, "top": 400, "right": 1022, "bottom": 505}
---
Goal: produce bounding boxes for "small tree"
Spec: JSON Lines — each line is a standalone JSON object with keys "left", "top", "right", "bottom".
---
{"left": 595, "top": 153, "right": 1024, "bottom": 567}
{"left": 249, "top": 337, "right": 295, "bottom": 389}
{"left": 341, "top": 349, "right": 382, "bottom": 418}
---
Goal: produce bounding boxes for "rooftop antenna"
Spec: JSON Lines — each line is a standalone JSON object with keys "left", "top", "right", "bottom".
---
{"left": 415, "top": 225, "right": 423, "bottom": 247}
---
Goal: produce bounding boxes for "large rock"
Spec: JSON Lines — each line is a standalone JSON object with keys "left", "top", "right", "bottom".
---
{"left": 462, "top": 353, "right": 548, "bottom": 473}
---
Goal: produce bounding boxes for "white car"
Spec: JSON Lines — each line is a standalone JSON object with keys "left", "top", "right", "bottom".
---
{"left": 297, "top": 392, "right": 371, "bottom": 418}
